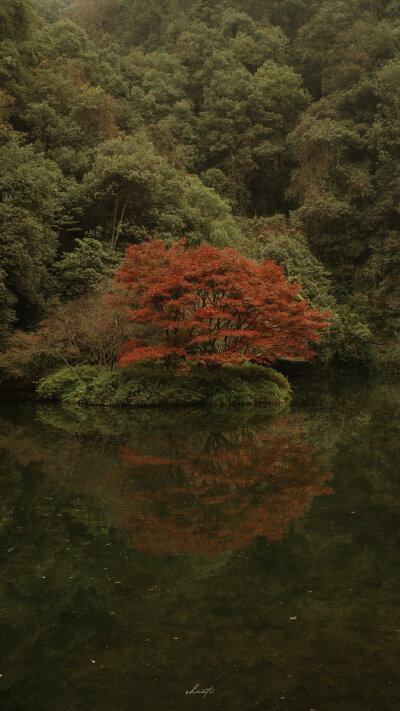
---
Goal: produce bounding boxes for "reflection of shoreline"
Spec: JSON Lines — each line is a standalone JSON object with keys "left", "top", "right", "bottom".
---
{"left": 0, "top": 405, "right": 332, "bottom": 558}
{"left": 121, "top": 423, "right": 333, "bottom": 557}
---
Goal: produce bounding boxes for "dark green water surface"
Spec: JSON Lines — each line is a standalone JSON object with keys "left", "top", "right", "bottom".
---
{"left": 0, "top": 378, "right": 399, "bottom": 711}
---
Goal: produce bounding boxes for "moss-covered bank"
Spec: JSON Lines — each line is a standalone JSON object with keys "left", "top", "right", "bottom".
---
{"left": 36, "top": 363, "right": 290, "bottom": 407}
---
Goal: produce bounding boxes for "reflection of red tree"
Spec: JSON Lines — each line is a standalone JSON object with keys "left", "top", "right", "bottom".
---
{"left": 120, "top": 423, "right": 332, "bottom": 557}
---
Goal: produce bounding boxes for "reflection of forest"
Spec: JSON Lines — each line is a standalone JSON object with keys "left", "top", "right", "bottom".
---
{"left": 0, "top": 380, "right": 399, "bottom": 711}
{"left": 0, "top": 403, "right": 332, "bottom": 557}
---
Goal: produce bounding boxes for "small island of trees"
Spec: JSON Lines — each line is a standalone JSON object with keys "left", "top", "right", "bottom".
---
{"left": 33, "top": 239, "right": 329, "bottom": 406}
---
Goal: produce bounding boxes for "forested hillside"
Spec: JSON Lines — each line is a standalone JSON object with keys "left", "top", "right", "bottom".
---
{"left": 1, "top": 0, "right": 399, "bottom": 377}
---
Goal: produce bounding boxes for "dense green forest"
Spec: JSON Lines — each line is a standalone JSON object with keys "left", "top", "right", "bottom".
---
{"left": 0, "top": 0, "right": 399, "bottom": 388}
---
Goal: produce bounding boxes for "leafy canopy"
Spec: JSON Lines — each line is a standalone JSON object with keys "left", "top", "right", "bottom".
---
{"left": 116, "top": 238, "right": 331, "bottom": 368}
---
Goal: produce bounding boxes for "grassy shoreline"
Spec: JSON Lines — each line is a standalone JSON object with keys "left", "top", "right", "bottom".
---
{"left": 36, "top": 363, "right": 291, "bottom": 407}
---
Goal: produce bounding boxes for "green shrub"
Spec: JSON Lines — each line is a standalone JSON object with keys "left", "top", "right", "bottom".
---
{"left": 36, "top": 363, "right": 291, "bottom": 407}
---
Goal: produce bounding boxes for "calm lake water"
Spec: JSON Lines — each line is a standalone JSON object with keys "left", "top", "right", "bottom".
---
{"left": 0, "top": 378, "right": 399, "bottom": 711}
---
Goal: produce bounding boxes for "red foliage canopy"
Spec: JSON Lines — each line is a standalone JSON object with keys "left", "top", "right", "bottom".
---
{"left": 116, "top": 239, "right": 331, "bottom": 367}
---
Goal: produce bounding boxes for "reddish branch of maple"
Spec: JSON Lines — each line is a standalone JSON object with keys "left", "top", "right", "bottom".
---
{"left": 115, "top": 239, "right": 331, "bottom": 367}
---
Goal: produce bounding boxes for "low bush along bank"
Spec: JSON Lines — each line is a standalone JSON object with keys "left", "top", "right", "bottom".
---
{"left": 36, "top": 363, "right": 291, "bottom": 407}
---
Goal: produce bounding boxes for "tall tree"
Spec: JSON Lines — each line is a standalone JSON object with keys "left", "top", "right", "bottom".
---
{"left": 80, "top": 133, "right": 243, "bottom": 248}
{"left": 0, "top": 142, "right": 63, "bottom": 333}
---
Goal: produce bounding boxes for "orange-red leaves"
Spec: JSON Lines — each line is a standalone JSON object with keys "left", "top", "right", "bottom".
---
{"left": 115, "top": 239, "right": 331, "bottom": 367}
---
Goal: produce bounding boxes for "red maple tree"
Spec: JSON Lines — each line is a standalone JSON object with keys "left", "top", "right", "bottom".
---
{"left": 116, "top": 239, "right": 330, "bottom": 367}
